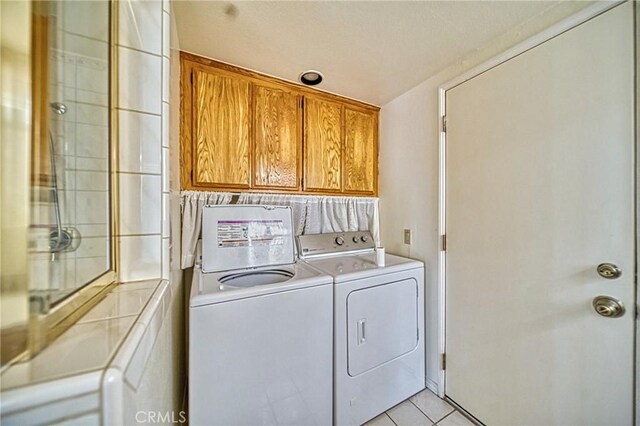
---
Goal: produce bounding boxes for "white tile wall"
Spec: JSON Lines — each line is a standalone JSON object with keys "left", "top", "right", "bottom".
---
{"left": 76, "top": 191, "right": 108, "bottom": 225}
{"left": 118, "top": 0, "right": 163, "bottom": 55}
{"left": 117, "top": 47, "right": 162, "bottom": 114}
{"left": 162, "top": 193, "right": 169, "bottom": 238}
{"left": 76, "top": 157, "right": 107, "bottom": 172}
{"left": 162, "top": 12, "right": 170, "bottom": 59}
{"left": 63, "top": 0, "right": 109, "bottom": 41}
{"left": 116, "top": 0, "right": 169, "bottom": 282}
{"left": 118, "top": 236, "right": 161, "bottom": 282}
{"left": 162, "top": 57, "right": 170, "bottom": 103}
{"left": 63, "top": 33, "right": 109, "bottom": 62}
{"left": 76, "top": 58, "right": 108, "bottom": 94}
{"left": 118, "top": 174, "right": 161, "bottom": 235}
{"left": 77, "top": 257, "right": 109, "bottom": 286}
{"left": 161, "top": 5, "right": 172, "bottom": 284}
{"left": 75, "top": 124, "right": 108, "bottom": 158}
{"left": 118, "top": 110, "right": 162, "bottom": 174}
{"left": 162, "top": 102, "right": 169, "bottom": 148}
{"left": 76, "top": 237, "right": 109, "bottom": 259}
{"left": 161, "top": 148, "right": 169, "bottom": 193}
{"left": 76, "top": 104, "right": 108, "bottom": 126}
{"left": 75, "top": 171, "right": 108, "bottom": 191}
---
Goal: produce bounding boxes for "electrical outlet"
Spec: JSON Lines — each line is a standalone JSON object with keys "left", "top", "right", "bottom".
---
{"left": 404, "top": 229, "right": 412, "bottom": 245}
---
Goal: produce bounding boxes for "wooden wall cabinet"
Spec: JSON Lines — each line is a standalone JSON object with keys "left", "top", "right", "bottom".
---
{"left": 253, "top": 83, "right": 302, "bottom": 190}
{"left": 303, "top": 97, "right": 343, "bottom": 193}
{"left": 343, "top": 106, "right": 377, "bottom": 194}
{"left": 191, "top": 66, "right": 251, "bottom": 189}
{"left": 181, "top": 52, "right": 379, "bottom": 196}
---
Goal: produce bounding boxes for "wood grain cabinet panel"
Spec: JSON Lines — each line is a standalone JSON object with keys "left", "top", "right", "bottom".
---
{"left": 192, "top": 68, "right": 250, "bottom": 188}
{"left": 343, "top": 108, "right": 377, "bottom": 194}
{"left": 253, "top": 84, "right": 301, "bottom": 190}
{"left": 304, "top": 97, "right": 343, "bottom": 192}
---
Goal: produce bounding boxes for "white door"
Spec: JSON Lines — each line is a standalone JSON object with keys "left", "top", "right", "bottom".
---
{"left": 445, "top": 3, "right": 635, "bottom": 425}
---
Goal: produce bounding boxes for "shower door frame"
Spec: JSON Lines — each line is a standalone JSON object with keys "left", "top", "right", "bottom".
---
{"left": 26, "top": 0, "right": 119, "bottom": 358}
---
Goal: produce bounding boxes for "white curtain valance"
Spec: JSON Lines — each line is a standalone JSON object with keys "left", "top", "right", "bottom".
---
{"left": 180, "top": 191, "right": 380, "bottom": 269}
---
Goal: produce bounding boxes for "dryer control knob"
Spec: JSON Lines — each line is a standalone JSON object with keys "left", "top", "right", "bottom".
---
{"left": 361, "top": 235, "right": 369, "bottom": 243}
{"left": 353, "top": 236, "right": 360, "bottom": 243}
{"left": 335, "top": 236, "right": 345, "bottom": 246}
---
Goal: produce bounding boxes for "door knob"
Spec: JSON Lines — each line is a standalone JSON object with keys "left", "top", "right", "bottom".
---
{"left": 592, "top": 295, "right": 625, "bottom": 318}
{"left": 597, "top": 263, "right": 622, "bottom": 279}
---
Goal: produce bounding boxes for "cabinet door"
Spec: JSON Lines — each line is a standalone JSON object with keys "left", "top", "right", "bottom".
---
{"left": 192, "top": 67, "right": 250, "bottom": 188}
{"left": 303, "top": 97, "right": 343, "bottom": 192}
{"left": 344, "top": 108, "right": 377, "bottom": 194}
{"left": 253, "top": 84, "right": 302, "bottom": 190}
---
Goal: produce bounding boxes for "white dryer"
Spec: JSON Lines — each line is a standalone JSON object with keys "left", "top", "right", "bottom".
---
{"left": 189, "top": 205, "right": 334, "bottom": 426}
{"left": 298, "top": 232, "right": 425, "bottom": 426}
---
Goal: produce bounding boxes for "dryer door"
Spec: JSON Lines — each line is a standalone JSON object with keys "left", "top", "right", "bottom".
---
{"left": 347, "top": 278, "right": 419, "bottom": 376}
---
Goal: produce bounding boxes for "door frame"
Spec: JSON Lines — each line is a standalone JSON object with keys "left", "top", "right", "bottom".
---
{"left": 436, "top": 0, "right": 631, "bottom": 400}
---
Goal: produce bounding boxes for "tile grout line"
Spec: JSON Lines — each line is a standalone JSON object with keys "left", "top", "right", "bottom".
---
{"left": 115, "top": 106, "right": 161, "bottom": 117}
{"left": 116, "top": 43, "right": 163, "bottom": 59}
{"left": 384, "top": 412, "right": 398, "bottom": 426}
{"left": 434, "top": 409, "right": 456, "bottom": 425}
{"left": 407, "top": 398, "right": 438, "bottom": 424}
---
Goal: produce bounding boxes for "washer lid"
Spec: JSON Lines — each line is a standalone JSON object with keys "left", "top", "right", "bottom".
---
{"left": 202, "top": 205, "right": 295, "bottom": 273}
{"left": 190, "top": 261, "right": 333, "bottom": 307}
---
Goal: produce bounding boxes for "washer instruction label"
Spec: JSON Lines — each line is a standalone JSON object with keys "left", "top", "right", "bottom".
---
{"left": 217, "top": 220, "right": 288, "bottom": 248}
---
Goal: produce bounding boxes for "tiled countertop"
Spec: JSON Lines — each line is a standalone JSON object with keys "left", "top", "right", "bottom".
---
{"left": 0, "top": 278, "right": 175, "bottom": 424}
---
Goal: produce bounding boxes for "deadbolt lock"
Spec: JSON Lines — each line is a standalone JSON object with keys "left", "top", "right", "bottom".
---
{"left": 592, "top": 295, "right": 625, "bottom": 318}
{"left": 597, "top": 263, "right": 622, "bottom": 279}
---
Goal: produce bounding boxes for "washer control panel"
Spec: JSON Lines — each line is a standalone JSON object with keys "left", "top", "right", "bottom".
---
{"left": 297, "top": 231, "right": 375, "bottom": 258}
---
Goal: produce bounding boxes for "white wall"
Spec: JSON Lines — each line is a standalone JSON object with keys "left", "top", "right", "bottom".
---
{"left": 378, "top": 1, "right": 592, "bottom": 390}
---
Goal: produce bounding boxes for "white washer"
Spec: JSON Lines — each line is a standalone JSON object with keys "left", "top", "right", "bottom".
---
{"left": 298, "top": 232, "right": 425, "bottom": 426}
{"left": 189, "top": 205, "right": 333, "bottom": 426}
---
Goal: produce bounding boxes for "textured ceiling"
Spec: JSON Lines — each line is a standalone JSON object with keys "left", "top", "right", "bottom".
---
{"left": 174, "top": 1, "right": 593, "bottom": 105}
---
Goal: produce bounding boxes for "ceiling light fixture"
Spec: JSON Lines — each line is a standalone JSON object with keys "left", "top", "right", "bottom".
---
{"left": 299, "top": 70, "right": 323, "bottom": 86}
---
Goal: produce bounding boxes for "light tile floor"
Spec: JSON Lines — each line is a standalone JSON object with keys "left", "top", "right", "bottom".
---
{"left": 364, "top": 388, "right": 476, "bottom": 426}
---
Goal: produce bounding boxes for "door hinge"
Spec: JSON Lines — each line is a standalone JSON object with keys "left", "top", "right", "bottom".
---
{"left": 442, "top": 353, "right": 446, "bottom": 370}
{"left": 441, "top": 234, "right": 447, "bottom": 251}
{"left": 442, "top": 115, "right": 447, "bottom": 132}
